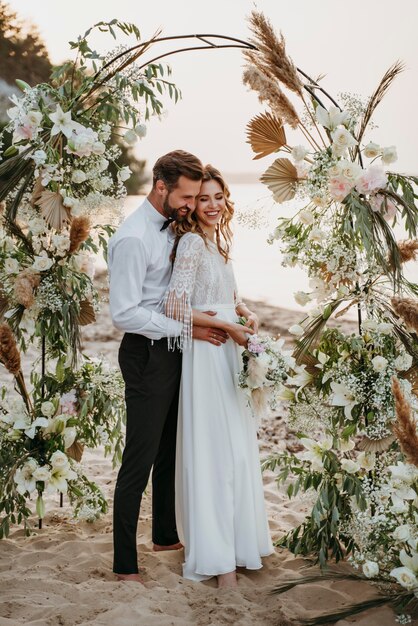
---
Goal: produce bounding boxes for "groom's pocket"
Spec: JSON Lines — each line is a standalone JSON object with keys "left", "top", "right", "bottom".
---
{"left": 118, "top": 334, "right": 150, "bottom": 396}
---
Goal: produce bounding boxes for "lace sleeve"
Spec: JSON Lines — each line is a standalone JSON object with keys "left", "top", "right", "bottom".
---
{"left": 232, "top": 266, "right": 243, "bottom": 308}
{"left": 163, "top": 233, "right": 204, "bottom": 350}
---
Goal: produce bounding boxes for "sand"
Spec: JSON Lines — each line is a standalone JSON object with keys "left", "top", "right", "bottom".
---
{"left": 0, "top": 277, "right": 412, "bottom": 626}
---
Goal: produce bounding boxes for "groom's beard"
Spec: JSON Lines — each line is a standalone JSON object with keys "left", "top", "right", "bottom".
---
{"left": 163, "top": 197, "right": 191, "bottom": 223}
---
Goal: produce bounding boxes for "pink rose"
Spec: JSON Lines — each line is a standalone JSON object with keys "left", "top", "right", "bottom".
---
{"left": 328, "top": 176, "right": 353, "bottom": 202}
{"left": 369, "top": 194, "right": 397, "bottom": 221}
{"left": 355, "top": 166, "right": 388, "bottom": 195}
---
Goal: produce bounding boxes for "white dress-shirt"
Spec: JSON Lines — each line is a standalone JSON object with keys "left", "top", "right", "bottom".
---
{"left": 107, "top": 198, "right": 182, "bottom": 339}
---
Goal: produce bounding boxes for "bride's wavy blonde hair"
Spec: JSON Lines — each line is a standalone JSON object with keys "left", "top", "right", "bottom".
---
{"left": 172, "top": 164, "right": 234, "bottom": 263}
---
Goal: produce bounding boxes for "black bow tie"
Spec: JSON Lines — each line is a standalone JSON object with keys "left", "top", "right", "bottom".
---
{"left": 160, "top": 217, "right": 174, "bottom": 231}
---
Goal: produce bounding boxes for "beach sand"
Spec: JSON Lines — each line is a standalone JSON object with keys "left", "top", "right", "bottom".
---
{"left": 0, "top": 277, "right": 411, "bottom": 626}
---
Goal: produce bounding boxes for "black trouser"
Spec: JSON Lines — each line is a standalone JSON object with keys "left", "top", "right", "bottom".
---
{"left": 113, "top": 333, "right": 182, "bottom": 574}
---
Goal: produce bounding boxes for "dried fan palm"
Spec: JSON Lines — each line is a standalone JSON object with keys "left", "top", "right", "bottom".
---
{"left": 392, "top": 377, "right": 418, "bottom": 467}
{"left": 357, "top": 433, "right": 396, "bottom": 453}
{"left": 66, "top": 440, "right": 84, "bottom": 462}
{"left": 246, "top": 111, "right": 287, "bottom": 160}
{"left": 36, "top": 191, "right": 71, "bottom": 230}
{"left": 78, "top": 300, "right": 96, "bottom": 326}
{"left": 261, "top": 158, "right": 298, "bottom": 203}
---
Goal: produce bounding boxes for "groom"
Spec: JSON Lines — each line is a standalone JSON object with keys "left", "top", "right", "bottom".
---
{"left": 108, "top": 150, "right": 228, "bottom": 582}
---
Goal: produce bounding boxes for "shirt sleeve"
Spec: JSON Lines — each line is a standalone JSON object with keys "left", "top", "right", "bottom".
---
{"left": 108, "top": 236, "right": 182, "bottom": 339}
{"left": 162, "top": 234, "right": 204, "bottom": 350}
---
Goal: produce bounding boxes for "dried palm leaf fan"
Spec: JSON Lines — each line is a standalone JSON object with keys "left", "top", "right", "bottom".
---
{"left": 35, "top": 190, "right": 71, "bottom": 230}
{"left": 246, "top": 111, "right": 287, "bottom": 159}
{"left": 357, "top": 433, "right": 396, "bottom": 453}
{"left": 78, "top": 300, "right": 96, "bottom": 326}
{"left": 66, "top": 440, "right": 84, "bottom": 462}
{"left": 260, "top": 157, "right": 298, "bottom": 203}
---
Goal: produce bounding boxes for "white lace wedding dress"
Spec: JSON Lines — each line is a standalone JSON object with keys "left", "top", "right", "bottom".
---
{"left": 164, "top": 232, "right": 273, "bottom": 581}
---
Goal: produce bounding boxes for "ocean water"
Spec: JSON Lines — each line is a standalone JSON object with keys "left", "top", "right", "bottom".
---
{"left": 106, "top": 183, "right": 416, "bottom": 315}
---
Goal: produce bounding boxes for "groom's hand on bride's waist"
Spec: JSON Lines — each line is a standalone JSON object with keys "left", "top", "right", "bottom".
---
{"left": 193, "top": 312, "right": 229, "bottom": 346}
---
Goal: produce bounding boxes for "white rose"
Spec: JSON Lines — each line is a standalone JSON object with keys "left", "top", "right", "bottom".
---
{"left": 50, "top": 450, "right": 70, "bottom": 469}
{"left": 341, "top": 458, "right": 361, "bottom": 474}
{"left": 376, "top": 322, "right": 393, "bottom": 335}
{"left": 390, "top": 566, "right": 418, "bottom": 590}
{"left": 123, "top": 129, "right": 138, "bottom": 145}
{"left": 328, "top": 163, "right": 342, "bottom": 177}
{"left": 41, "top": 401, "right": 56, "bottom": 417}
{"left": 288, "top": 324, "right": 304, "bottom": 336}
{"left": 363, "top": 142, "right": 381, "bottom": 158}
{"left": 294, "top": 291, "right": 311, "bottom": 306}
{"left": 32, "top": 255, "right": 53, "bottom": 272}
{"left": 298, "top": 210, "right": 314, "bottom": 225}
{"left": 117, "top": 166, "right": 132, "bottom": 182}
{"left": 381, "top": 146, "right": 397, "bottom": 165}
{"left": 339, "top": 160, "right": 362, "bottom": 180}
{"left": 291, "top": 145, "right": 308, "bottom": 162}
{"left": 134, "top": 123, "right": 147, "bottom": 138}
{"left": 331, "top": 128, "right": 357, "bottom": 156}
{"left": 4, "top": 257, "right": 20, "bottom": 274}
{"left": 92, "top": 141, "right": 106, "bottom": 155}
{"left": 393, "top": 525, "right": 413, "bottom": 542}
{"left": 72, "top": 169, "right": 87, "bottom": 184}
{"left": 371, "top": 355, "right": 388, "bottom": 372}
{"left": 362, "top": 560, "right": 379, "bottom": 579}
{"left": 394, "top": 353, "right": 413, "bottom": 371}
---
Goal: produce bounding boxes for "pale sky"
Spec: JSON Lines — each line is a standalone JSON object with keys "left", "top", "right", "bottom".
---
{"left": 7, "top": 0, "right": 418, "bottom": 176}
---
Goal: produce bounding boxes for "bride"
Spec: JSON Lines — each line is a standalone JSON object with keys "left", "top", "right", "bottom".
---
{"left": 164, "top": 165, "right": 273, "bottom": 588}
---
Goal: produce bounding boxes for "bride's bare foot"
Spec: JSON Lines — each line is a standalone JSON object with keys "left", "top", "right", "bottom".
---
{"left": 115, "top": 572, "right": 144, "bottom": 584}
{"left": 217, "top": 571, "right": 238, "bottom": 588}
{"left": 152, "top": 542, "right": 183, "bottom": 552}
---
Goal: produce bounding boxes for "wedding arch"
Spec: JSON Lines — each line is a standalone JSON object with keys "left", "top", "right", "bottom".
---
{"left": 0, "top": 12, "right": 417, "bottom": 624}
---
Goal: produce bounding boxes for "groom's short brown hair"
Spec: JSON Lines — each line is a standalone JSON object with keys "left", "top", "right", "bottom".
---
{"left": 152, "top": 150, "right": 204, "bottom": 191}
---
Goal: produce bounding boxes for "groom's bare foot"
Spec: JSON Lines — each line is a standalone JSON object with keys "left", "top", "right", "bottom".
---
{"left": 152, "top": 541, "right": 183, "bottom": 552}
{"left": 115, "top": 573, "right": 144, "bottom": 584}
{"left": 217, "top": 571, "right": 238, "bottom": 588}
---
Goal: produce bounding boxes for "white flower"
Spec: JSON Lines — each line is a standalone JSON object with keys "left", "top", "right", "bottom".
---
{"left": 363, "top": 142, "right": 381, "bottom": 158}
{"left": 92, "top": 141, "right": 106, "bottom": 155}
{"left": 294, "top": 291, "right": 311, "bottom": 306}
{"left": 331, "top": 127, "right": 357, "bottom": 156}
{"left": 48, "top": 466, "right": 77, "bottom": 493}
{"left": 14, "top": 458, "right": 38, "bottom": 495}
{"left": 381, "top": 145, "right": 397, "bottom": 164}
{"left": 362, "top": 560, "right": 379, "bottom": 579}
{"left": 357, "top": 451, "right": 376, "bottom": 470}
{"left": 376, "top": 322, "right": 393, "bottom": 335}
{"left": 32, "top": 149, "right": 47, "bottom": 166}
{"left": 32, "top": 465, "right": 51, "bottom": 482}
{"left": 355, "top": 166, "right": 388, "bottom": 194}
{"left": 400, "top": 548, "right": 418, "bottom": 573}
{"left": 28, "top": 217, "right": 47, "bottom": 235}
{"left": 390, "top": 566, "right": 418, "bottom": 590}
{"left": 4, "top": 257, "right": 19, "bottom": 274}
{"left": 117, "top": 166, "right": 132, "bottom": 182}
{"left": 288, "top": 324, "right": 304, "bottom": 336}
{"left": 371, "top": 355, "right": 388, "bottom": 372}
{"left": 41, "top": 401, "right": 56, "bottom": 417}
{"left": 308, "top": 227, "right": 325, "bottom": 243}
{"left": 393, "top": 525, "right": 414, "bottom": 543}
{"left": 63, "top": 427, "right": 77, "bottom": 449}
{"left": 50, "top": 450, "right": 70, "bottom": 470}
{"left": 300, "top": 437, "right": 331, "bottom": 471}
{"left": 315, "top": 105, "right": 350, "bottom": 130}
{"left": 394, "top": 353, "right": 413, "bottom": 371}
{"left": 341, "top": 458, "right": 360, "bottom": 474}
{"left": 362, "top": 318, "right": 378, "bottom": 332}
{"left": 298, "top": 209, "right": 314, "bottom": 225}
{"left": 339, "top": 438, "right": 355, "bottom": 452}
{"left": 286, "top": 365, "right": 313, "bottom": 390}
{"left": 72, "top": 169, "right": 87, "bottom": 184}
{"left": 291, "top": 145, "right": 308, "bottom": 162}
{"left": 123, "top": 129, "right": 138, "bottom": 145}
{"left": 339, "top": 160, "right": 362, "bottom": 180}
{"left": 97, "top": 157, "right": 109, "bottom": 172}
{"left": 330, "top": 381, "right": 357, "bottom": 418}
{"left": 134, "top": 123, "right": 147, "bottom": 138}
{"left": 32, "top": 255, "right": 53, "bottom": 272}
{"left": 49, "top": 104, "right": 77, "bottom": 138}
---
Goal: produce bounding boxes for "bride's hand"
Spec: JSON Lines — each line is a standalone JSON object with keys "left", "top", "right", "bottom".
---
{"left": 244, "top": 312, "right": 259, "bottom": 334}
{"left": 227, "top": 322, "right": 254, "bottom": 347}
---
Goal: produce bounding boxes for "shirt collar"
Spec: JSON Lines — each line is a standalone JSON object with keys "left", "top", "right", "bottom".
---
{"left": 143, "top": 197, "right": 166, "bottom": 227}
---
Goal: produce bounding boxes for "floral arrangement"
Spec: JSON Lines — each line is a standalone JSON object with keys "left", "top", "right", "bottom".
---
{"left": 238, "top": 333, "right": 293, "bottom": 415}
{"left": 0, "top": 20, "right": 182, "bottom": 535}
{"left": 242, "top": 10, "right": 418, "bottom": 624}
